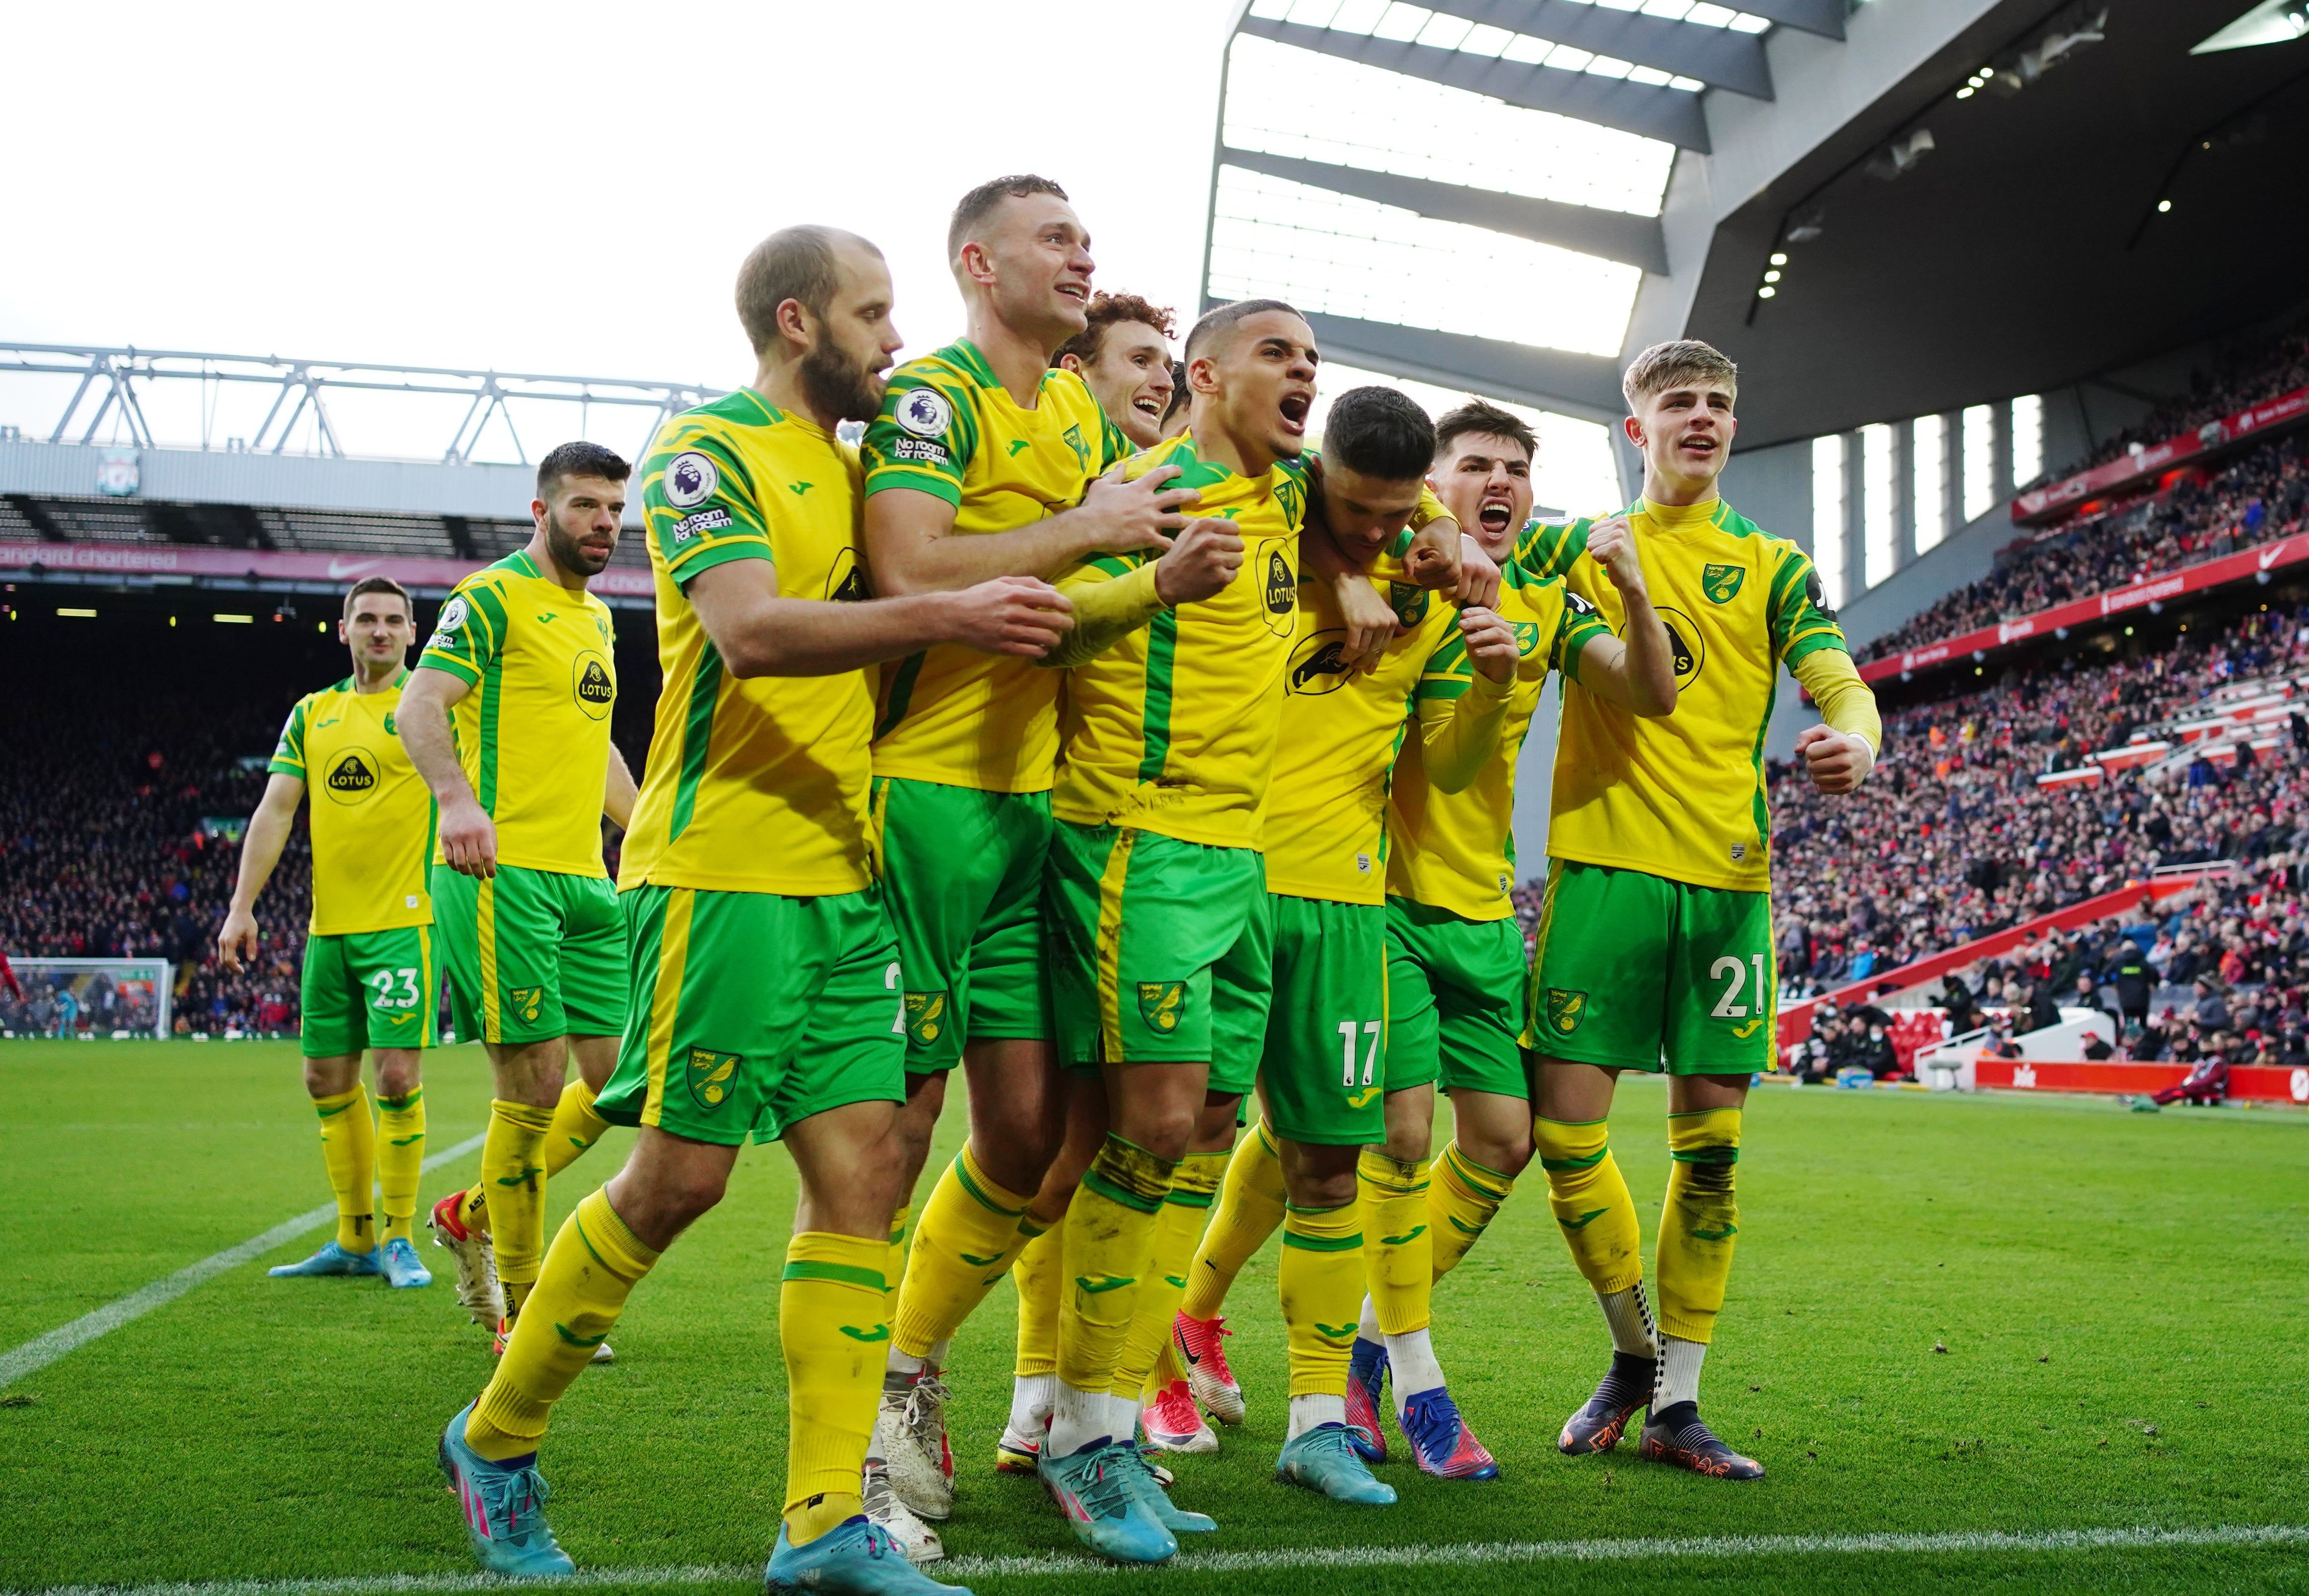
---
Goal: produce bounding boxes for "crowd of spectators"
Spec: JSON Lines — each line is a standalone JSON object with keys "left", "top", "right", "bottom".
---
{"left": 2064, "top": 328, "right": 2309, "bottom": 477}
{"left": 1858, "top": 428, "right": 2309, "bottom": 666}
{"left": 1774, "top": 601, "right": 2309, "bottom": 992}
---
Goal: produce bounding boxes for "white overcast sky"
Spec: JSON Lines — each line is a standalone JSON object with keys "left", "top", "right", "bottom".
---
{"left": 0, "top": 0, "right": 1237, "bottom": 459}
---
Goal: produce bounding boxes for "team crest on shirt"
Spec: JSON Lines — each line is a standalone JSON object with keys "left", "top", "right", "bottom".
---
{"left": 509, "top": 987, "right": 545, "bottom": 1025}
{"left": 1138, "top": 981, "right": 1186, "bottom": 1034}
{"left": 1388, "top": 582, "right": 1430, "bottom": 627}
{"left": 664, "top": 451, "right": 720, "bottom": 510}
{"left": 904, "top": 991, "right": 948, "bottom": 1046}
{"left": 1544, "top": 988, "right": 1588, "bottom": 1036}
{"left": 1514, "top": 621, "right": 1542, "bottom": 656}
{"left": 1063, "top": 422, "right": 1089, "bottom": 470}
{"left": 895, "top": 387, "right": 953, "bottom": 439}
{"left": 1701, "top": 563, "right": 1744, "bottom": 605}
{"left": 687, "top": 1047, "right": 739, "bottom": 1110}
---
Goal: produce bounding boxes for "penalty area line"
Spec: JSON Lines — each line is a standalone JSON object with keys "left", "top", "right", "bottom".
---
{"left": 0, "top": 1130, "right": 487, "bottom": 1390}
{"left": 15, "top": 1522, "right": 2309, "bottom": 1596}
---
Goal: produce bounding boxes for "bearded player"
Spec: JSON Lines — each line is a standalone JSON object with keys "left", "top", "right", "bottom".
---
{"left": 221, "top": 577, "right": 438, "bottom": 1290}
{"left": 1514, "top": 341, "right": 1879, "bottom": 1479}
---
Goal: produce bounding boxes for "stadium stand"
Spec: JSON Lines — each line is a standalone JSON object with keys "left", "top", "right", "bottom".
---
{"left": 1861, "top": 328, "right": 2309, "bottom": 666}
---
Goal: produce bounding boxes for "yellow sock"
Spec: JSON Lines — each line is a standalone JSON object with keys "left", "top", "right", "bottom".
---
{"left": 884, "top": 1202, "right": 912, "bottom": 1326}
{"left": 1429, "top": 1140, "right": 1515, "bottom": 1281}
{"left": 457, "top": 1182, "right": 488, "bottom": 1232}
{"left": 1279, "top": 1200, "right": 1364, "bottom": 1397}
{"left": 1357, "top": 1149, "right": 1431, "bottom": 1336}
{"left": 374, "top": 1087, "right": 425, "bottom": 1244}
{"left": 1180, "top": 1119, "right": 1286, "bottom": 1321}
{"left": 893, "top": 1142, "right": 1034, "bottom": 1357}
{"left": 1055, "top": 1134, "right": 1174, "bottom": 1393}
{"left": 1114, "top": 1149, "right": 1226, "bottom": 1398}
{"left": 466, "top": 1188, "right": 658, "bottom": 1460}
{"left": 1011, "top": 1217, "right": 1063, "bottom": 1380}
{"left": 1533, "top": 1116, "right": 1644, "bottom": 1295}
{"left": 781, "top": 1231, "right": 889, "bottom": 1546}
{"left": 1656, "top": 1108, "right": 1741, "bottom": 1345}
{"left": 543, "top": 1077, "right": 610, "bottom": 1178}
{"left": 312, "top": 1086, "right": 376, "bottom": 1253}
{"left": 479, "top": 1099, "right": 556, "bottom": 1316}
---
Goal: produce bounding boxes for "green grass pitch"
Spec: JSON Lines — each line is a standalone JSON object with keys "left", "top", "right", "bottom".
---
{"left": 1, "top": 1040, "right": 2305, "bottom": 1595}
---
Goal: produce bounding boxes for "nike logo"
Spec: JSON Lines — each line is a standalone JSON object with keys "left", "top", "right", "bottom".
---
{"left": 1347, "top": 1087, "right": 1381, "bottom": 1109}
{"left": 553, "top": 1323, "right": 608, "bottom": 1348}
{"left": 1731, "top": 1019, "right": 1764, "bottom": 1038}
{"left": 959, "top": 1251, "right": 1004, "bottom": 1267}
{"left": 790, "top": 481, "right": 813, "bottom": 495}
{"left": 1075, "top": 1274, "right": 1136, "bottom": 1295}
{"left": 1691, "top": 1223, "right": 1739, "bottom": 1242}
{"left": 1560, "top": 1208, "right": 1609, "bottom": 1230}
{"left": 840, "top": 1323, "right": 893, "bottom": 1343}
{"left": 2261, "top": 544, "right": 2287, "bottom": 569}
{"left": 1007, "top": 439, "right": 1031, "bottom": 456}
{"left": 326, "top": 557, "right": 384, "bottom": 579}
{"left": 1381, "top": 1226, "right": 1428, "bottom": 1246}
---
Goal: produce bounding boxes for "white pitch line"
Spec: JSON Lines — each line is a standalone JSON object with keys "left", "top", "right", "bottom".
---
{"left": 14, "top": 1522, "right": 2307, "bottom": 1596}
{"left": 0, "top": 1130, "right": 487, "bottom": 1389}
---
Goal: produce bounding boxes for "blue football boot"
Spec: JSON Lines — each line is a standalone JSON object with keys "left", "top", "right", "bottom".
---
{"left": 1344, "top": 1337, "right": 1389, "bottom": 1462}
{"left": 1109, "top": 1438, "right": 1216, "bottom": 1534}
{"left": 765, "top": 1515, "right": 971, "bottom": 1594}
{"left": 379, "top": 1236, "right": 433, "bottom": 1289}
{"left": 1039, "top": 1439, "right": 1176, "bottom": 1563}
{"left": 1399, "top": 1386, "right": 1500, "bottom": 1479}
{"left": 436, "top": 1402, "right": 575, "bottom": 1577}
{"left": 1278, "top": 1422, "right": 1397, "bottom": 1505}
{"left": 268, "top": 1240, "right": 381, "bottom": 1278}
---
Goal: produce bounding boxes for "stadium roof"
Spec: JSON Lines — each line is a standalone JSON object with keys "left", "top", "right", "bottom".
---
{"left": 1203, "top": 0, "right": 2309, "bottom": 456}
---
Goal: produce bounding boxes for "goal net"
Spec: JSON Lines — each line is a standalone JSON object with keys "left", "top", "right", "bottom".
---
{"left": 2, "top": 958, "right": 174, "bottom": 1040}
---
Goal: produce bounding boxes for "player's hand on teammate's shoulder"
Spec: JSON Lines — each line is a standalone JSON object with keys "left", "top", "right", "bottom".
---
{"left": 1338, "top": 577, "right": 1400, "bottom": 675}
{"left": 1585, "top": 515, "right": 1647, "bottom": 595}
{"left": 1154, "top": 517, "right": 1244, "bottom": 607}
{"left": 437, "top": 792, "right": 499, "bottom": 879}
{"left": 1455, "top": 532, "right": 1502, "bottom": 608}
{"left": 1794, "top": 723, "right": 1875, "bottom": 795}
{"left": 216, "top": 907, "right": 258, "bottom": 973}
{"left": 1458, "top": 605, "right": 1519, "bottom": 685}
{"left": 1080, "top": 460, "right": 1197, "bottom": 555}
{"left": 944, "top": 574, "right": 1075, "bottom": 658}
{"left": 1402, "top": 519, "right": 1460, "bottom": 593}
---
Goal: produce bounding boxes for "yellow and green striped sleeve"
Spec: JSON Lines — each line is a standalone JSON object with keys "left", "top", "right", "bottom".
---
{"left": 1553, "top": 586, "right": 1612, "bottom": 681}
{"left": 268, "top": 698, "right": 309, "bottom": 778}
{"left": 862, "top": 370, "right": 976, "bottom": 505}
{"left": 418, "top": 578, "right": 505, "bottom": 687}
{"left": 1511, "top": 516, "right": 1590, "bottom": 581}
{"left": 642, "top": 422, "right": 772, "bottom": 587}
{"left": 1768, "top": 546, "right": 1847, "bottom": 666}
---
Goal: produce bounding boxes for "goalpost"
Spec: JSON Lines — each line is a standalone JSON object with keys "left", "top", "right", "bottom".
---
{"left": 2, "top": 958, "right": 174, "bottom": 1040}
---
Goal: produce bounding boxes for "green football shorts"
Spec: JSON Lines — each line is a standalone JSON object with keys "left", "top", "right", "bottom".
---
{"left": 595, "top": 883, "right": 905, "bottom": 1146}
{"left": 298, "top": 925, "right": 437, "bottom": 1059}
{"left": 1261, "top": 893, "right": 1390, "bottom": 1147}
{"left": 871, "top": 776, "right": 1052, "bottom": 1072}
{"left": 1384, "top": 896, "right": 1527, "bottom": 1098}
{"left": 431, "top": 863, "right": 628, "bottom": 1047}
{"left": 1524, "top": 859, "right": 1776, "bottom": 1075}
{"left": 1046, "top": 820, "right": 1271, "bottom": 1092}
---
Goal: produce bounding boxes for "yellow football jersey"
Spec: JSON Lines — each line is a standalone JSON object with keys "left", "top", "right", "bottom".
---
{"left": 618, "top": 390, "right": 875, "bottom": 897}
{"left": 417, "top": 550, "right": 617, "bottom": 878}
{"left": 1386, "top": 562, "right": 1608, "bottom": 919}
{"left": 1051, "top": 432, "right": 1307, "bottom": 849}
{"left": 1264, "top": 539, "right": 1474, "bottom": 906}
{"left": 269, "top": 670, "right": 434, "bottom": 936}
{"left": 1514, "top": 495, "right": 1847, "bottom": 893}
{"left": 862, "top": 340, "right": 1132, "bottom": 794}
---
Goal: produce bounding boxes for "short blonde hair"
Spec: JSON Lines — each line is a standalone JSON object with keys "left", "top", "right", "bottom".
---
{"left": 1622, "top": 339, "right": 1738, "bottom": 411}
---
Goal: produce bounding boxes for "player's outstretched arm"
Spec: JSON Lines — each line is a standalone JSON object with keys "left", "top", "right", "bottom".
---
{"left": 396, "top": 666, "right": 496, "bottom": 879}
{"left": 864, "top": 462, "right": 1196, "bottom": 597}
{"left": 687, "top": 557, "right": 1072, "bottom": 679}
{"left": 1790, "top": 647, "right": 1882, "bottom": 794}
{"left": 1571, "top": 515, "right": 1678, "bottom": 716}
{"left": 603, "top": 744, "right": 638, "bottom": 832}
{"left": 1416, "top": 606, "right": 1517, "bottom": 792}
{"left": 1036, "top": 516, "right": 1244, "bottom": 670}
{"left": 217, "top": 772, "right": 303, "bottom": 972}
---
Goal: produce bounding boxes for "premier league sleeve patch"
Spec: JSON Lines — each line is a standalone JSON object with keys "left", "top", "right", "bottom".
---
{"left": 895, "top": 386, "right": 954, "bottom": 439}
{"left": 664, "top": 451, "right": 721, "bottom": 510}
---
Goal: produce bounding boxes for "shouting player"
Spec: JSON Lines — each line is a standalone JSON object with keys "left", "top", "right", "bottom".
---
{"left": 434, "top": 225, "right": 1067, "bottom": 1592}
{"left": 398, "top": 442, "right": 640, "bottom": 1352}
{"left": 221, "top": 576, "right": 437, "bottom": 1289}
{"left": 1515, "top": 341, "right": 1879, "bottom": 1479}
{"left": 858, "top": 175, "right": 1190, "bottom": 1526}
{"left": 1054, "top": 293, "right": 1175, "bottom": 449}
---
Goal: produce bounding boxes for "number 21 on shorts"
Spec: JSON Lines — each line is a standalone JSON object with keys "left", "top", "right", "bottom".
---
{"left": 1709, "top": 954, "right": 1771, "bottom": 1019}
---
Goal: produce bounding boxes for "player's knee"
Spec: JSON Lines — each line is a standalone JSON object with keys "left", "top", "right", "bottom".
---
{"left": 1461, "top": 1122, "right": 1533, "bottom": 1179}
{"left": 372, "top": 1054, "right": 421, "bottom": 1100}
{"left": 1531, "top": 1114, "right": 1609, "bottom": 1186}
{"left": 303, "top": 1056, "right": 357, "bottom": 1098}
{"left": 1666, "top": 1108, "right": 1741, "bottom": 1196}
